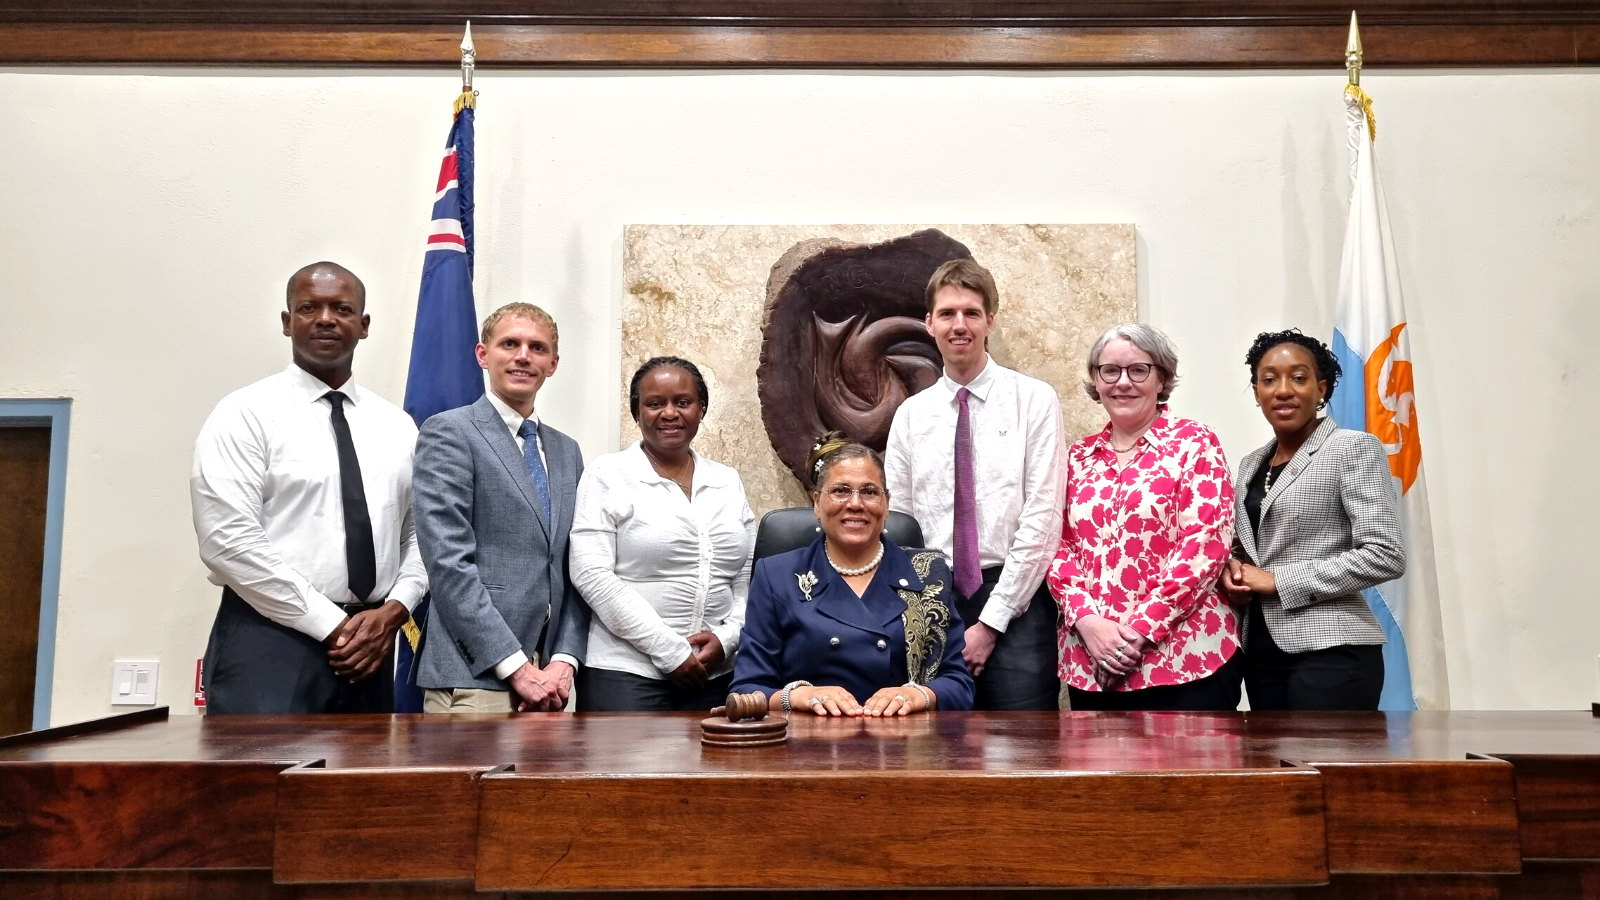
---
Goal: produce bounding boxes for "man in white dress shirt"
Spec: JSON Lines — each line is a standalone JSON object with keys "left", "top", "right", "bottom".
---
{"left": 191, "top": 262, "right": 428, "bottom": 714}
{"left": 884, "top": 258, "right": 1066, "bottom": 710}
{"left": 411, "top": 303, "right": 588, "bottom": 712}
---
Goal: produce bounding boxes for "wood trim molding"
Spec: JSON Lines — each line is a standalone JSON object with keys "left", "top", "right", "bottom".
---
{"left": 6, "top": 2, "right": 1600, "bottom": 27}
{"left": 0, "top": 706, "right": 167, "bottom": 750}
{"left": 2, "top": 2, "right": 1598, "bottom": 67}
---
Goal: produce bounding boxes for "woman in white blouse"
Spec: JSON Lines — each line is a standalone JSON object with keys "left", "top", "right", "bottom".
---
{"left": 570, "top": 356, "right": 757, "bottom": 711}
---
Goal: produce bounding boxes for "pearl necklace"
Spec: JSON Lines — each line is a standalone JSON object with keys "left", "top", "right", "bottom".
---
{"left": 1264, "top": 460, "right": 1288, "bottom": 492}
{"left": 826, "top": 541, "right": 884, "bottom": 577}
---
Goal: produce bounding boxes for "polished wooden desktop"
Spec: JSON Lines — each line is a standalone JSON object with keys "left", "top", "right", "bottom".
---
{"left": 1, "top": 708, "right": 1597, "bottom": 898}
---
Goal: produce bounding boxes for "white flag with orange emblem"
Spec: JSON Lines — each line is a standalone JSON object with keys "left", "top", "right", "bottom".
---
{"left": 1328, "top": 84, "right": 1450, "bottom": 710}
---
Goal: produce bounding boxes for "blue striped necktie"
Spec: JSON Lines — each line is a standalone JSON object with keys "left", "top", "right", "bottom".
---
{"left": 518, "top": 420, "right": 552, "bottom": 520}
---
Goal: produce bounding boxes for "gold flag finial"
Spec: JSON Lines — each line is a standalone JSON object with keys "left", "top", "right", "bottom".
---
{"left": 1342, "top": 11, "right": 1375, "bottom": 140}
{"left": 1345, "top": 11, "right": 1363, "bottom": 86}
{"left": 460, "top": 21, "right": 477, "bottom": 92}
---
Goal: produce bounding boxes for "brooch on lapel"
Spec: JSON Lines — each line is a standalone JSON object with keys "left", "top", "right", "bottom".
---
{"left": 796, "top": 571, "right": 818, "bottom": 602}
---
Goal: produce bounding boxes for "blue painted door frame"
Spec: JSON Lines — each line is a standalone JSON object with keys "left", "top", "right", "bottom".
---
{"left": 0, "top": 399, "right": 71, "bottom": 729}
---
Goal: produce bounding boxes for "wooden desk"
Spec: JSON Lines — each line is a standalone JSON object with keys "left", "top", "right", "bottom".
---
{"left": 2, "top": 710, "right": 1598, "bottom": 899}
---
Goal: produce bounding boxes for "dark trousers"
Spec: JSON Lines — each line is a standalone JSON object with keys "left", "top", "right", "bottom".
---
{"left": 954, "top": 566, "right": 1061, "bottom": 711}
{"left": 203, "top": 587, "right": 393, "bottom": 715}
{"left": 1067, "top": 651, "right": 1245, "bottom": 711}
{"left": 576, "top": 666, "right": 734, "bottom": 712}
{"left": 1243, "top": 600, "right": 1384, "bottom": 711}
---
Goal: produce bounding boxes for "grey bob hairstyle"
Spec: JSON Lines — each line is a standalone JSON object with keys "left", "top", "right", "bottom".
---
{"left": 1082, "top": 323, "right": 1181, "bottom": 404}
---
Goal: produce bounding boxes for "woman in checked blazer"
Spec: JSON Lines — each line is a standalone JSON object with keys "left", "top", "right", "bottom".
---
{"left": 1219, "top": 330, "right": 1405, "bottom": 710}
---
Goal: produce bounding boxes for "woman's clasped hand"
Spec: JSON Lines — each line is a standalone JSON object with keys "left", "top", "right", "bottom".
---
{"left": 787, "top": 683, "right": 932, "bottom": 717}
{"left": 1217, "top": 557, "right": 1277, "bottom": 604}
{"left": 1073, "top": 614, "right": 1149, "bottom": 687}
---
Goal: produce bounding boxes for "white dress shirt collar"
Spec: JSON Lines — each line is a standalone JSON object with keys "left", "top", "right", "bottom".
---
{"left": 623, "top": 441, "right": 704, "bottom": 494}
{"left": 938, "top": 353, "right": 998, "bottom": 403}
{"left": 285, "top": 363, "right": 363, "bottom": 406}
{"left": 485, "top": 389, "right": 538, "bottom": 435}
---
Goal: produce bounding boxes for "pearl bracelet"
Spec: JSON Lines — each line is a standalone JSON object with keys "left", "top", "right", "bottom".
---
{"left": 904, "top": 682, "right": 934, "bottom": 710}
{"left": 780, "top": 680, "right": 812, "bottom": 714}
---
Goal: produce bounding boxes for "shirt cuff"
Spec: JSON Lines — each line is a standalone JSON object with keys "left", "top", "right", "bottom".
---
{"left": 709, "top": 624, "right": 741, "bottom": 659}
{"left": 1125, "top": 610, "right": 1169, "bottom": 647}
{"left": 650, "top": 637, "right": 696, "bottom": 675}
{"left": 1059, "top": 590, "right": 1092, "bottom": 630}
{"left": 386, "top": 580, "right": 427, "bottom": 612}
{"left": 1271, "top": 562, "right": 1319, "bottom": 611}
{"left": 978, "top": 602, "right": 1016, "bottom": 634}
{"left": 493, "top": 651, "right": 530, "bottom": 681}
{"left": 547, "top": 653, "right": 579, "bottom": 671}
{"left": 301, "top": 595, "right": 350, "bottom": 644}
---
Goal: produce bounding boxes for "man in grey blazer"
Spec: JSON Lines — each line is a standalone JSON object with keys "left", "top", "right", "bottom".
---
{"left": 412, "top": 302, "right": 589, "bottom": 712}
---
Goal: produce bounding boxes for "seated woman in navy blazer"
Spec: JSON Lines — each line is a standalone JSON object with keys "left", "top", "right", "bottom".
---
{"left": 732, "top": 432, "right": 974, "bottom": 716}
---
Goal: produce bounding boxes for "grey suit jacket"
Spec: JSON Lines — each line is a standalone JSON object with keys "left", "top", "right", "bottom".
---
{"left": 412, "top": 395, "right": 589, "bottom": 689}
{"left": 1233, "top": 417, "right": 1404, "bottom": 654}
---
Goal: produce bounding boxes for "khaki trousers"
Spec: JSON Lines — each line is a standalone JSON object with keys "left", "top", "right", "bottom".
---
{"left": 423, "top": 687, "right": 516, "bottom": 714}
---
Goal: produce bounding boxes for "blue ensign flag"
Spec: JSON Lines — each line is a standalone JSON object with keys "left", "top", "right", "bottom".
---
{"left": 396, "top": 95, "right": 484, "bottom": 712}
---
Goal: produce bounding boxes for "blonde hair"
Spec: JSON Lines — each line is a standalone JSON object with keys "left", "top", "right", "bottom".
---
{"left": 480, "top": 302, "right": 560, "bottom": 353}
{"left": 925, "top": 258, "right": 999, "bottom": 316}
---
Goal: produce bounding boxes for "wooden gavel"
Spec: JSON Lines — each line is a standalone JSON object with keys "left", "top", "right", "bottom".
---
{"left": 709, "top": 691, "right": 769, "bottom": 722}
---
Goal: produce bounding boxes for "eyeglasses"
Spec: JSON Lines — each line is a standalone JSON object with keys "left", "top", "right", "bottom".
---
{"left": 823, "top": 484, "right": 887, "bottom": 505}
{"left": 1095, "top": 363, "right": 1160, "bottom": 384}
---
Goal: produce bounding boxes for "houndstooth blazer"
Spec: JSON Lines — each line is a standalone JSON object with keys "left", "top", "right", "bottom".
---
{"left": 1233, "top": 417, "right": 1404, "bottom": 654}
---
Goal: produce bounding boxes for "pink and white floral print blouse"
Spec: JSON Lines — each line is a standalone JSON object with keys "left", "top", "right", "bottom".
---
{"left": 1048, "top": 412, "right": 1239, "bottom": 693}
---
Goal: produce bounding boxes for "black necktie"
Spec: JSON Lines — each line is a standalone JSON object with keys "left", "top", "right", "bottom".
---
{"left": 324, "top": 391, "right": 377, "bottom": 605}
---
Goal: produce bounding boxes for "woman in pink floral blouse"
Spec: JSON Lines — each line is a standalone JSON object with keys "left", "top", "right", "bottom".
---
{"left": 1048, "top": 324, "right": 1242, "bottom": 710}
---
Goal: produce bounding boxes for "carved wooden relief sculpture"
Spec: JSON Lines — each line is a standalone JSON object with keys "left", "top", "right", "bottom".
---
{"left": 757, "top": 229, "right": 969, "bottom": 488}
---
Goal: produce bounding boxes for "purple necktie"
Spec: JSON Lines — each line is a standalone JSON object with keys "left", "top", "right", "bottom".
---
{"left": 953, "top": 387, "right": 982, "bottom": 598}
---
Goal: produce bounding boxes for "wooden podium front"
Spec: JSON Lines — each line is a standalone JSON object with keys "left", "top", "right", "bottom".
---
{"left": 1, "top": 709, "right": 1597, "bottom": 898}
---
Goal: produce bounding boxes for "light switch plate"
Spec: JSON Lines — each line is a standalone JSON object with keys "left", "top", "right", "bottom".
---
{"left": 112, "top": 659, "right": 159, "bottom": 706}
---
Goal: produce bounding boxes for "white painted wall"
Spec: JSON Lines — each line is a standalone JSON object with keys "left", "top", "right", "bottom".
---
{"left": 2, "top": 67, "right": 1596, "bottom": 720}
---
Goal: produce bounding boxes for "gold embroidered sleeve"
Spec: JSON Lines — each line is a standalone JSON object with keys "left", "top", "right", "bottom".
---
{"left": 899, "top": 551, "right": 951, "bottom": 685}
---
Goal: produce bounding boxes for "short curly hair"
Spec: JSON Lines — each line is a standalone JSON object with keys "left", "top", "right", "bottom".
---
{"left": 1245, "top": 328, "right": 1342, "bottom": 409}
{"left": 628, "top": 356, "right": 710, "bottom": 421}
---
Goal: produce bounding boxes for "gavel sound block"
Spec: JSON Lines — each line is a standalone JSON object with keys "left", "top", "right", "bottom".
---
{"left": 701, "top": 692, "right": 787, "bottom": 747}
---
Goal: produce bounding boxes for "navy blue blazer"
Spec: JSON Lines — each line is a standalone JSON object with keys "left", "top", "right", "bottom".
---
{"left": 731, "top": 537, "right": 974, "bottom": 710}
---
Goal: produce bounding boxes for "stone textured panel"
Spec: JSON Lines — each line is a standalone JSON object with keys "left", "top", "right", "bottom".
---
{"left": 623, "top": 224, "right": 1136, "bottom": 516}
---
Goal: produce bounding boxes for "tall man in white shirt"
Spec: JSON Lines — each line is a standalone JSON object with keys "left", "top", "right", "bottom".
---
{"left": 192, "top": 262, "right": 429, "bottom": 714}
{"left": 884, "top": 258, "right": 1066, "bottom": 710}
{"left": 411, "top": 303, "right": 588, "bottom": 712}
